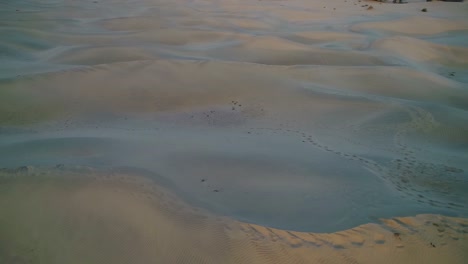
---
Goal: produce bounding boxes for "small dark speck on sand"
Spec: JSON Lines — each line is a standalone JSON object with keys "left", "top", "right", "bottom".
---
{"left": 201, "top": 179, "right": 206, "bottom": 182}
{"left": 213, "top": 189, "right": 220, "bottom": 192}
{"left": 430, "top": 242, "right": 436, "bottom": 248}
{"left": 421, "top": 8, "right": 427, "bottom": 12}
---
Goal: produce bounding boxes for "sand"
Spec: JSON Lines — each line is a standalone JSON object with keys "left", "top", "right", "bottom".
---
{"left": 0, "top": 167, "right": 467, "bottom": 264}
{"left": 1, "top": 0, "right": 468, "bottom": 263}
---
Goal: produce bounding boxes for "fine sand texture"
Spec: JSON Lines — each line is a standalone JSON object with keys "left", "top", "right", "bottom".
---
{"left": 1, "top": 0, "right": 468, "bottom": 263}
{"left": 0, "top": 167, "right": 467, "bottom": 264}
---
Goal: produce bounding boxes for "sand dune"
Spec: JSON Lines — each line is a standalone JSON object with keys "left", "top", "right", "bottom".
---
{"left": 373, "top": 36, "right": 468, "bottom": 67}
{"left": 0, "top": 167, "right": 467, "bottom": 264}
{"left": 1, "top": 0, "right": 468, "bottom": 263}
{"left": 2, "top": 60, "right": 467, "bottom": 125}
{"left": 352, "top": 16, "right": 468, "bottom": 36}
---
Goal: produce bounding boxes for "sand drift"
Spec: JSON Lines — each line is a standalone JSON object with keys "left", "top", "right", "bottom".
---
{"left": 1, "top": 0, "right": 468, "bottom": 263}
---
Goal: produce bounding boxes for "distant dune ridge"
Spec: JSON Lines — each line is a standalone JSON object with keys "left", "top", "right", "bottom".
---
{"left": 0, "top": 0, "right": 468, "bottom": 263}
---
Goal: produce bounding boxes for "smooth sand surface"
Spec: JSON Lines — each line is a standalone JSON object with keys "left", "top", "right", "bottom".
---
{"left": 0, "top": 167, "right": 467, "bottom": 264}
{"left": 1, "top": 0, "right": 468, "bottom": 262}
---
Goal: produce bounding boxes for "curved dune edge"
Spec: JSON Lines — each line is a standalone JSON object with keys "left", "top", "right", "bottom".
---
{"left": 373, "top": 36, "right": 468, "bottom": 67}
{"left": 2, "top": 59, "right": 467, "bottom": 126}
{"left": 351, "top": 16, "right": 468, "bottom": 36}
{"left": 1, "top": 166, "right": 467, "bottom": 264}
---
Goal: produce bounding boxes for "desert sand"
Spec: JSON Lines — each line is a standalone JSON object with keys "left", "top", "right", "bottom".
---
{"left": 1, "top": 0, "right": 468, "bottom": 263}
{"left": 1, "top": 166, "right": 468, "bottom": 264}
